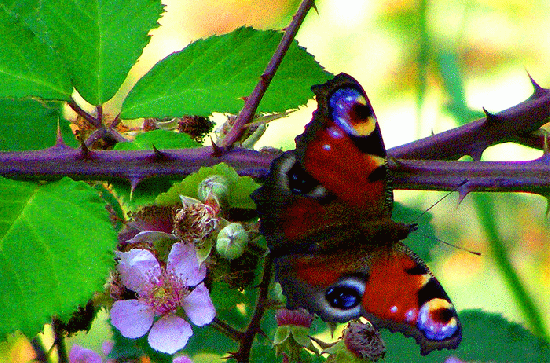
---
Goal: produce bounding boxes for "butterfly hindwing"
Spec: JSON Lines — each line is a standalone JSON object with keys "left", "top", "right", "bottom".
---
{"left": 275, "top": 242, "right": 461, "bottom": 355}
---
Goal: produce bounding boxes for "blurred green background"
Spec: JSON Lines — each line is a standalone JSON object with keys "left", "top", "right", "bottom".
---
{"left": 5, "top": 0, "right": 550, "bottom": 361}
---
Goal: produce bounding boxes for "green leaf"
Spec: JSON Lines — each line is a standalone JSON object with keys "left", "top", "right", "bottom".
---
{"left": 0, "top": 7, "right": 72, "bottom": 100}
{"left": 113, "top": 129, "right": 201, "bottom": 150}
{"left": 250, "top": 337, "right": 279, "bottom": 363}
{"left": 1, "top": 0, "right": 50, "bottom": 45}
{"left": 155, "top": 163, "right": 260, "bottom": 210}
{"left": 39, "top": 0, "right": 163, "bottom": 104}
{"left": 111, "top": 178, "right": 174, "bottom": 213}
{"left": 0, "top": 177, "right": 117, "bottom": 340}
{"left": 381, "top": 310, "right": 550, "bottom": 362}
{"left": 0, "top": 99, "right": 77, "bottom": 151}
{"left": 184, "top": 325, "right": 236, "bottom": 358}
{"left": 122, "top": 27, "right": 332, "bottom": 118}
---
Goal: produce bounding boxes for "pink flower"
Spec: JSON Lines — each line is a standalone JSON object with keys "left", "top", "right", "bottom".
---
{"left": 173, "top": 355, "right": 194, "bottom": 363}
{"left": 68, "top": 345, "right": 102, "bottom": 363}
{"left": 110, "top": 242, "right": 216, "bottom": 354}
{"left": 68, "top": 343, "right": 116, "bottom": 363}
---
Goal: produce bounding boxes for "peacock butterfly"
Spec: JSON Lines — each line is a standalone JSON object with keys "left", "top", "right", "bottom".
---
{"left": 251, "top": 73, "right": 461, "bottom": 355}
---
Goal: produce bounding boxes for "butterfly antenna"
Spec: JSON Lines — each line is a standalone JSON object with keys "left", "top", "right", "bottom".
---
{"left": 412, "top": 180, "right": 468, "bottom": 223}
{"left": 412, "top": 180, "right": 480, "bottom": 255}
{"left": 435, "top": 236, "right": 482, "bottom": 256}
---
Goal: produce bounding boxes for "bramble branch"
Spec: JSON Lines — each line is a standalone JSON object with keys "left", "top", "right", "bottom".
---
{"left": 388, "top": 76, "right": 550, "bottom": 160}
{"left": 219, "top": 0, "right": 316, "bottom": 149}
{"left": 0, "top": 141, "right": 272, "bottom": 187}
{"left": 1, "top": 77, "right": 550, "bottom": 197}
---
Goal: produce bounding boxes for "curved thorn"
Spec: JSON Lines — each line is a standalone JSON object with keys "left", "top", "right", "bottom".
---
{"left": 457, "top": 181, "right": 472, "bottom": 205}
{"left": 526, "top": 70, "right": 546, "bottom": 96}
{"left": 210, "top": 136, "right": 224, "bottom": 157}
{"left": 77, "top": 140, "right": 92, "bottom": 160}
{"left": 129, "top": 177, "right": 142, "bottom": 200}
{"left": 152, "top": 144, "right": 168, "bottom": 160}
{"left": 483, "top": 107, "right": 499, "bottom": 124}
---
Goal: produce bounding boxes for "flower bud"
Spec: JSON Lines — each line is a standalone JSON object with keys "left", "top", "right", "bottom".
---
{"left": 326, "top": 321, "right": 385, "bottom": 362}
{"left": 344, "top": 321, "right": 385, "bottom": 361}
{"left": 198, "top": 175, "right": 229, "bottom": 205}
{"left": 173, "top": 195, "right": 219, "bottom": 246}
{"left": 216, "top": 223, "right": 248, "bottom": 260}
{"left": 273, "top": 308, "right": 317, "bottom": 359}
{"left": 275, "top": 308, "right": 314, "bottom": 328}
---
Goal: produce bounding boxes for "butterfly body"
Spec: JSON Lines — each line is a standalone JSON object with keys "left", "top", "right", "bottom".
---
{"left": 251, "top": 73, "right": 461, "bottom": 355}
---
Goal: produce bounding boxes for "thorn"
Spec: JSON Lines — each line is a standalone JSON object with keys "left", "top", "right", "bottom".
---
{"left": 483, "top": 107, "right": 499, "bottom": 124}
{"left": 457, "top": 180, "right": 472, "bottom": 205}
{"left": 151, "top": 145, "right": 170, "bottom": 161}
{"left": 152, "top": 144, "right": 162, "bottom": 156}
{"left": 526, "top": 69, "right": 546, "bottom": 97}
{"left": 77, "top": 140, "right": 93, "bottom": 160}
{"left": 129, "top": 177, "right": 142, "bottom": 200}
{"left": 55, "top": 122, "right": 65, "bottom": 146}
{"left": 210, "top": 136, "right": 224, "bottom": 157}
{"left": 49, "top": 120, "right": 72, "bottom": 151}
{"left": 312, "top": 1, "right": 319, "bottom": 14}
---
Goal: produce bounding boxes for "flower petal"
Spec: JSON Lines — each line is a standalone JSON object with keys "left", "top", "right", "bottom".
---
{"left": 116, "top": 249, "right": 161, "bottom": 293}
{"left": 68, "top": 344, "right": 102, "bottom": 363}
{"left": 147, "top": 315, "right": 193, "bottom": 354}
{"left": 182, "top": 283, "right": 216, "bottom": 326}
{"left": 127, "top": 231, "right": 179, "bottom": 246}
{"left": 173, "top": 355, "right": 194, "bottom": 363}
{"left": 101, "top": 340, "right": 114, "bottom": 356}
{"left": 167, "top": 242, "right": 206, "bottom": 286}
{"left": 110, "top": 300, "right": 154, "bottom": 339}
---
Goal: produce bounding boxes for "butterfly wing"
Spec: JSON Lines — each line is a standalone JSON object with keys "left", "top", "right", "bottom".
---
{"left": 251, "top": 73, "right": 462, "bottom": 355}
{"left": 275, "top": 241, "right": 461, "bottom": 355}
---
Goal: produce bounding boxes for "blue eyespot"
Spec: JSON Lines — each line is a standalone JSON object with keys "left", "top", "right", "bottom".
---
{"left": 417, "top": 299, "right": 459, "bottom": 341}
{"left": 329, "top": 88, "right": 374, "bottom": 137}
{"left": 326, "top": 286, "right": 361, "bottom": 310}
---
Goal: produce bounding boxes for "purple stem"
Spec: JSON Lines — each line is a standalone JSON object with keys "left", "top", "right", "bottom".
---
{"left": 1, "top": 78, "right": 550, "bottom": 195}
{"left": 389, "top": 76, "right": 550, "bottom": 160}
{"left": 67, "top": 98, "right": 101, "bottom": 128}
{"left": 390, "top": 156, "right": 550, "bottom": 199}
{"left": 220, "top": 0, "right": 315, "bottom": 148}
{"left": 0, "top": 145, "right": 273, "bottom": 186}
